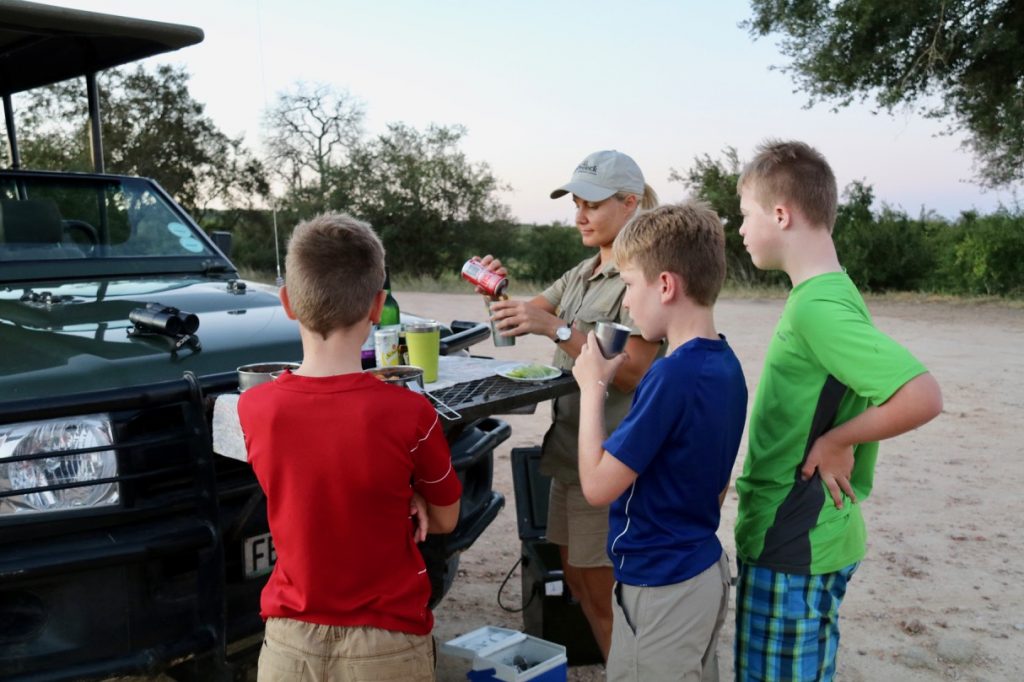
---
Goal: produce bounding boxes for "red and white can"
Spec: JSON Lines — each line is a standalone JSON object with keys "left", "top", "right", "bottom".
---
{"left": 374, "top": 328, "right": 401, "bottom": 367}
{"left": 461, "top": 258, "right": 508, "bottom": 296}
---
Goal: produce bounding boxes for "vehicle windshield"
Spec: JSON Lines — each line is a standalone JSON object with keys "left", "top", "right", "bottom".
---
{"left": 0, "top": 173, "right": 225, "bottom": 279}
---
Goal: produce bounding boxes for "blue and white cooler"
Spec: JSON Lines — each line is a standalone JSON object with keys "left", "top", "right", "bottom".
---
{"left": 441, "top": 625, "right": 568, "bottom": 682}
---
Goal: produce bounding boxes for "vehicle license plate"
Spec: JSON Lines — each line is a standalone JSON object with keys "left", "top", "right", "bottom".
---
{"left": 243, "top": 532, "right": 276, "bottom": 578}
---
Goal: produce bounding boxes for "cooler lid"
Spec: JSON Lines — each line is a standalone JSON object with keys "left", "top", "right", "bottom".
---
{"left": 440, "top": 626, "right": 526, "bottom": 661}
{"left": 511, "top": 446, "right": 550, "bottom": 541}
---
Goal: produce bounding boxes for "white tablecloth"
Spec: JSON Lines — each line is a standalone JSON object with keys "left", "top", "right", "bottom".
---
{"left": 212, "top": 393, "right": 246, "bottom": 462}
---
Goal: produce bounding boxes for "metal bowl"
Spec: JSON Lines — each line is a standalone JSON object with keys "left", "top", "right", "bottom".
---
{"left": 237, "top": 362, "right": 300, "bottom": 392}
{"left": 364, "top": 364, "right": 425, "bottom": 390}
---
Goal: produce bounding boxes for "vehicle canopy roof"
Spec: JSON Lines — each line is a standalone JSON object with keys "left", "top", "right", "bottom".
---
{"left": 0, "top": 0, "right": 203, "bottom": 96}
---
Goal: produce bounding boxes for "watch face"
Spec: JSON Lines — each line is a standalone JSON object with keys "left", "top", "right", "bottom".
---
{"left": 555, "top": 326, "right": 572, "bottom": 342}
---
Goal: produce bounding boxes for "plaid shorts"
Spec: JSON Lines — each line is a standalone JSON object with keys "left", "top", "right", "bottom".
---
{"left": 734, "top": 561, "right": 858, "bottom": 681}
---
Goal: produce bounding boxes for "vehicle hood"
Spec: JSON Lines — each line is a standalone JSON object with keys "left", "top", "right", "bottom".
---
{"left": 0, "top": 276, "right": 301, "bottom": 401}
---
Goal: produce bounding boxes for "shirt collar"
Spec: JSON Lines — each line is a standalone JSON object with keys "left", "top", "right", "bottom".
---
{"left": 585, "top": 254, "right": 620, "bottom": 281}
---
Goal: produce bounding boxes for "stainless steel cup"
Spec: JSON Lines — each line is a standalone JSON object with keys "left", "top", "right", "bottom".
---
{"left": 486, "top": 299, "right": 516, "bottom": 347}
{"left": 236, "top": 362, "right": 300, "bottom": 391}
{"left": 594, "top": 321, "right": 630, "bottom": 358}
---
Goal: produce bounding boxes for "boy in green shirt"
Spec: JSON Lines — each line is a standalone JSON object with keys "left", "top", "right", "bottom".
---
{"left": 733, "top": 140, "right": 943, "bottom": 681}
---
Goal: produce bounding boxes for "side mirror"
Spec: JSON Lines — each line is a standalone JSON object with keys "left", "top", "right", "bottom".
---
{"left": 210, "top": 230, "right": 232, "bottom": 258}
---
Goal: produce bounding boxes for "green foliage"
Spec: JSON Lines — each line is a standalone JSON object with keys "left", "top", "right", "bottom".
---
{"left": 746, "top": 0, "right": 1024, "bottom": 187}
{"left": 942, "top": 209, "right": 1024, "bottom": 296}
{"left": 345, "top": 122, "right": 511, "bottom": 276}
{"left": 670, "top": 147, "right": 786, "bottom": 287}
{"left": 259, "top": 86, "right": 517, "bottom": 277}
{"left": 201, "top": 208, "right": 282, "bottom": 274}
{"left": 833, "top": 181, "right": 935, "bottom": 291}
{"left": 10, "top": 64, "right": 268, "bottom": 217}
{"left": 671, "top": 148, "right": 1023, "bottom": 296}
{"left": 831, "top": 186, "right": 1024, "bottom": 296}
{"left": 505, "top": 223, "right": 594, "bottom": 284}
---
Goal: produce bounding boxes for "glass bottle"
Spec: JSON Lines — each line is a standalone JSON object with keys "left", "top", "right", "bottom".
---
{"left": 380, "top": 267, "right": 401, "bottom": 331}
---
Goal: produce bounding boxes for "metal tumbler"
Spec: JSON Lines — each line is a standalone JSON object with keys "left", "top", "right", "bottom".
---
{"left": 486, "top": 297, "right": 515, "bottom": 347}
{"left": 594, "top": 320, "right": 630, "bottom": 358}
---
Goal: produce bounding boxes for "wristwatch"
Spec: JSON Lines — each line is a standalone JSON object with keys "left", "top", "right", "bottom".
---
{"left": 553, "top": 325, "right": 572, "bottom": 344}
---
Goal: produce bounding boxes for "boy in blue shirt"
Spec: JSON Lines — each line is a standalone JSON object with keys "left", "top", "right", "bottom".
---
{"left": 574, "top": 201, "right": 748, "bottom": 681}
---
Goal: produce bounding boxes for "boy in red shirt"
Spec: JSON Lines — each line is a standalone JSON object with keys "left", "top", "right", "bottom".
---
{"left": 239, "top": 212, "right": 461, "bottom": 682}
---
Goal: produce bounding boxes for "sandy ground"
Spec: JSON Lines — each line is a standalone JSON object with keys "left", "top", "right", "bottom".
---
{"left": 397, "top": 291, "right": 1024, "bottom": 682}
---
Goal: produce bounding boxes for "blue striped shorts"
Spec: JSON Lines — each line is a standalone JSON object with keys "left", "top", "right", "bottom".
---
{"left": 734, "top": 561, "right": 858, "bottom": 681}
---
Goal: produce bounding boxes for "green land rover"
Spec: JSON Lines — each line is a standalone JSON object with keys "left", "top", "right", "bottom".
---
{"left": 0, "top": 3, "right": 512, "bottom": 679}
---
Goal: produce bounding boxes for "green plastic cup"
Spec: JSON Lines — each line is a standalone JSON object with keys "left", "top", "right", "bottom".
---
{"left": 405, "top": 321, "right": 440, "bottom": 383}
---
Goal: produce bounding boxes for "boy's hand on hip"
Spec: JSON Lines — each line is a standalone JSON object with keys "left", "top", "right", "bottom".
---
{"left": 801, "top": 435, "right": 856, "bottom": 509}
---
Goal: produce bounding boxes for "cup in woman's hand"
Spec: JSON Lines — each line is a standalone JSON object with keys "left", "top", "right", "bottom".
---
{"left": 594, "top": 320, "right": 630, "bottom": 358}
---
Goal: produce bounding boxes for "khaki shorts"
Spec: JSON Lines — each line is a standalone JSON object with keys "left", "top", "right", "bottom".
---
{"left": 545, "top": 479, "right": 612, "bottom": 568}
{"left": 607, "top": 551, "right": 731, "bottom": 682}
{"left": 257, "top": 617, "right": 434, "bottom": 682}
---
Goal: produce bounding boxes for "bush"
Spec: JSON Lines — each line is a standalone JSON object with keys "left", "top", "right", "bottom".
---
{"left": 941, "top": 209, "right": 1024, "bottom": 296}
{"left": 835, "top": 206, "right": 935, "bottom": 291}
{"left": 200, "top": 208, "right": 281, "bottom": 273}
{"left": 210, "top": 201, "right": 1024, "bottom": 300}
{"left": 506, "top": 223, "right": 594, "bottom": 284}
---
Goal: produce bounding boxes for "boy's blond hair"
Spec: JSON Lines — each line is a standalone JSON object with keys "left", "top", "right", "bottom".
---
{"left": 737, "top": 139, "right": 838, "bottom": 231}
{"left": 284, "top": 212, "right": 385, "bottom": 338}
{"left": 613, "top": 201, "right": 726, "bottom": 307}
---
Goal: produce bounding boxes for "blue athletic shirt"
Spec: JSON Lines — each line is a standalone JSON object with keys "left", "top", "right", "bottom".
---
{"left": 603, "top": 335, "right": 747, "bottom": 586}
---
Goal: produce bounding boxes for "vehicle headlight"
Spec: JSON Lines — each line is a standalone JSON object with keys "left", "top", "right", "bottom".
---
{"left": 0, "top": 415, "right": 119, "bottom": 515}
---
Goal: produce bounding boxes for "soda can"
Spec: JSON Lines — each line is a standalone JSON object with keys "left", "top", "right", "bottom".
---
{"left": 374, "top": 328, "right": 402, "bottom": 367}
{"left": 461, "top": 257, "right": 508, "bottom": 296}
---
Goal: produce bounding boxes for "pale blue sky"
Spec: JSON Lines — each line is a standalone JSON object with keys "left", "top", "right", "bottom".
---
{"left": 50, "top": 0, "right": 1019, "bottom": 224}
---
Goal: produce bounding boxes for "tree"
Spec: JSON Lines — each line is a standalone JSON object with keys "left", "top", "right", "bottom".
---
{"left": 346, "top": 122, "right": 512, "bottom": 276}
{"left": 833, "top": 181, "right": 935, "bottom": 291}
{"left": 12, "top": 64, "right": 268, "bottom": 219}
{"left": 746, "top": 0, "right": 1024, "bottom": 187}
{"left": 262, "top": 83, "right": 364, "bottom": 210}
{"left": 509, "top": 223, "right": 594, "bottom": 284}
{"left": 670, "top": 147, "right": 783, "bottom": 285}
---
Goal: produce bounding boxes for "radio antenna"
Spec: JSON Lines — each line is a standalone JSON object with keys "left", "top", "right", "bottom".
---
{"left": 271, "top": 207, "right": 283, "bottom": 286}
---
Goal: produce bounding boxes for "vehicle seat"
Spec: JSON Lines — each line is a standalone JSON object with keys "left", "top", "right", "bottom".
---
{"left": 0, "top": 198, "right": 83, "bottom": 260}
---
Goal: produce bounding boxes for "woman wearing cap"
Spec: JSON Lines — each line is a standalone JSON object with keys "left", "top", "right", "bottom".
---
{"left": 476, "top": 150, "right": 662, "bottom": 661}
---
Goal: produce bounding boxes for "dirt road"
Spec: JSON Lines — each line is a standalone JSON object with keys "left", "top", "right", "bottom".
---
{"left": 403, "top": 292, "right": 1024, "bottom": 681}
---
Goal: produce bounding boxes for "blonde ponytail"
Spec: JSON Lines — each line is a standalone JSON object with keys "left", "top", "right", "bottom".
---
{"left": 614, "top": 183, "right": 659, "bottom": 214}
{"left": 639, "top": 183, "right": 659, "bottom": 211}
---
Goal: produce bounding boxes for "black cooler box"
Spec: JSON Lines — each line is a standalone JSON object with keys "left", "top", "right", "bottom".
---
{"left": 511, "top": 446, "right": 603, "bottom": 666}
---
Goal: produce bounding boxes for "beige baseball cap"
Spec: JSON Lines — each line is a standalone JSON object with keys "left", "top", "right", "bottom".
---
{"left": 550, "top": 150, "right": 645, "bottom": 201}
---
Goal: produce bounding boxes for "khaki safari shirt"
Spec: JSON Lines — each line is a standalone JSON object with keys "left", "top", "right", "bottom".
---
{"left": 538, "top": 254, "right": 645, "bottom": 484}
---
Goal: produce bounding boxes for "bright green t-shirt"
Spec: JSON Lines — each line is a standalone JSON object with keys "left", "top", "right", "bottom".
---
{"left": 735, "top": 272, "right": 927, "bottom": 574}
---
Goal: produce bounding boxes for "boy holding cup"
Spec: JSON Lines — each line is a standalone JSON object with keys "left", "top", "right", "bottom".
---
{"left": 573, "top": 202, "right": 748, "bottom": 681}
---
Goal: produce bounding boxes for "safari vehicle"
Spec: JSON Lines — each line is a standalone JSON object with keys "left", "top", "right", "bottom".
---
{"left": 0, "top": 3, "right": 507, "bottom": 680}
